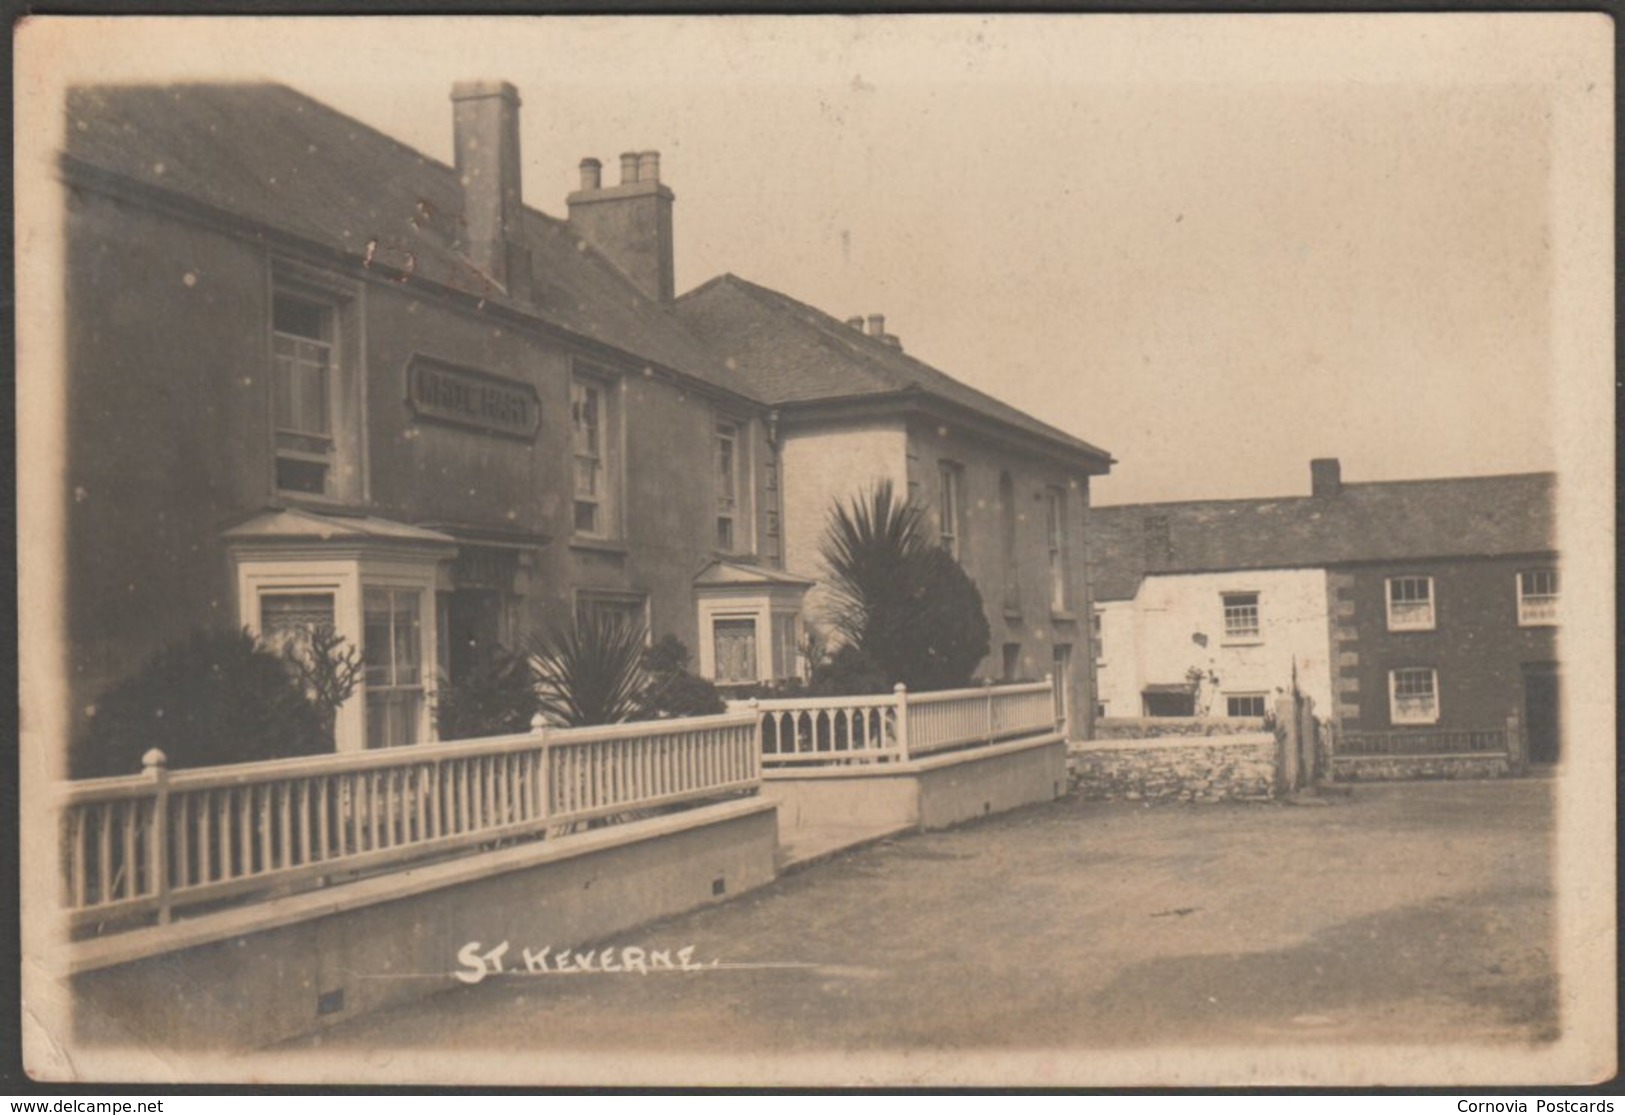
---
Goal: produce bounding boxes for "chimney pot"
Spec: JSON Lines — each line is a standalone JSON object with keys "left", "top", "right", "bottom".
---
{"left": 638, "top": 150, "right": 661, "bottom": 183}
{"left": 619, "top": 152, "right": 641, "bottom": 185}
{"left": 866, "top": 314, "right": 886, "bottom": 337}
{"left": 1311, "top": 457, "right": 1342, "bottom": 498}
{"left": 579, "top": 158, "right": 602, "bottom": 191}
{"left": 846, "top": 316, "right": 865, "bottom": 330}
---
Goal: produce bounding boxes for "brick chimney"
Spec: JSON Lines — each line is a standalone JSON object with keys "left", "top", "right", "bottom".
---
{"left": 567, "top": 148, "right": 675, "bottom": 302}
{"left": 451, "top": 81, "right": 532, "bottom": 300}
{"left": 1311, "top": 457, "right": 1342, "bottom": 498}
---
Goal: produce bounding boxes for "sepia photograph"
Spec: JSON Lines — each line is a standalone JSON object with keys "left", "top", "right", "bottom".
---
{"left": 12, "top": 13, "right": 1616, "bottom": 1089}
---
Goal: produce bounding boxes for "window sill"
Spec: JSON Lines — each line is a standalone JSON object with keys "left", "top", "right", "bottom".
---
{"left": 569, "top": 536, "right": 629, "bottom": 556}
{"left": 1220, "top": 638, "right": 1264, "bottom": 648}
{"left": 1517, "top": 618, "right": 1558, "bottom": 628}
{"left": 1385, "top": 623, "right": 1437, "bottom": 634}
{"left": 1050, "top": 609, "right": 1079, "bottom": 623}
{"left": 1003, "top": 606, "right": 1025, "bottom": 622}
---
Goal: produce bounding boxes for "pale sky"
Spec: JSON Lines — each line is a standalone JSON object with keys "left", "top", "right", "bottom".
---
{"left": 19, "top": 14, "right": 1609, "bottom": 504}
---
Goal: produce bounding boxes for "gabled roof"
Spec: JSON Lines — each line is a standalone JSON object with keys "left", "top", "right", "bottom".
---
{"left": 692, "top": 558, "right": 816, "bottom": 589}
{"left": 1089, "top": 472, "right": 1558, "bottom": 602}
{"left": 61, "top": 83, "right": 756, "bottom": 399}
{"left": 675, "top": 273, "right": 1112, "bottom": 465}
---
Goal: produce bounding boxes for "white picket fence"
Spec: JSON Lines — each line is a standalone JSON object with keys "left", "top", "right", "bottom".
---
{"left": 747, "top": 677, "right": 1058, "bottom": 768}
{"left": 59, "top": 712, "right": 760, "bottom": 933}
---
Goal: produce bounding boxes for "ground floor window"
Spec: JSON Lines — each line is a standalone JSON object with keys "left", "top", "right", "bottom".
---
{"left": 1226, "top": 693, "right": 1268, "bottom": 718}
{"left": 712, "top": 618, "right": 759, "bottom": 683}
{"left": 365, "top": 587, "right": 425, "bottom": 749}
{"left": 1052, "top": 644, "right": 1072, "bottom": 729}
{"left": 577, "top": 591, "right": 649, "bottom": 637}
{"left": 770, "top": 613, "right": 800, "bottom": 681}
{"left": 259, "top": 592, "right": 337, "bottom": 659}
{"left": 1389, "top": 667, "right": 1440, "bottom": 725}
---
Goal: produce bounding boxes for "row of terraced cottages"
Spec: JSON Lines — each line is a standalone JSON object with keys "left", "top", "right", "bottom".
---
{"left": 58, "top": 79, "right": 1115, "bottom": 775}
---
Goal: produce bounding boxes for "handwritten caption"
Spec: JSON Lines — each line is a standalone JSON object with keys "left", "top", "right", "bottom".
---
{"left": 456, "top": 940, "right": 715, "bottom": 985}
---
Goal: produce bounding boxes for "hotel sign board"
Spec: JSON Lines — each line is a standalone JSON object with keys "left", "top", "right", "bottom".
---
{"left": 407, "top": 356, "right": 540, "bottom": 440}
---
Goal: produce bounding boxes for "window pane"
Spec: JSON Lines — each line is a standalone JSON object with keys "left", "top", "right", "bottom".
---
{"left": 714, "top": 619, "right": 757, "bottom": 682}
{"left": 1223, "top": 593, "right": 1260, "bottom": 638}
{"left": 261, "top": 592, "right": 335, "bottom": 659}
{"left": 393, "top": 594, "right": 421, "bottom": 685}
{"left": 716, "top": 516, "right": 733, "bottom": 552}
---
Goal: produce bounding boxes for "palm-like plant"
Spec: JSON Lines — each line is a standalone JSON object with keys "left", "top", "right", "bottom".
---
{"left": 820, "top": 481, "right": 990, "bottom": 691}
{"left": 527, "top": 612, "right": 649, "bottom": 727}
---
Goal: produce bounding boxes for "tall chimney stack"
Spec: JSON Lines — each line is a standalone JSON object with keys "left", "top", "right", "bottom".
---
{"left": 569, "top": 148, "right": 677, "bottom": 303}
{"left": 450, "top": 81, "right": 532, "bottom": 300}
{"left": 1310, "top": 458, "right": 1342, "bottom": 498}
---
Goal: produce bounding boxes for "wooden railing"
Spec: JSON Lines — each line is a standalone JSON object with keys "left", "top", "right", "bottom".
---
{"left": 1335, "top": 727, "right": 1508, "bottom": 756}
{"left": 747, "top": 677, "right": 1059, "bottom": 768}
{"left": 59, "top": 713, "right": 760, "bottom": 933}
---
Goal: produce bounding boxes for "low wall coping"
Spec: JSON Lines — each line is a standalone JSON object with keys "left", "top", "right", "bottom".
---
{"left": 1332, "top": 752, "right": 1510, "bottom": 763}
{"left": 762, "top": 733, "right": 1063, "bottom": 783}
{"left": 1071, "top": 732, "right": 1276, "bottom": 754}
{"left": 55, "top": 796, "right": 778, "bottom": 977}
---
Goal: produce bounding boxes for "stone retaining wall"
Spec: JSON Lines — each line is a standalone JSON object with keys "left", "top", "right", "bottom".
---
{"left": 1330, "top": 753, "right": 1511, "bottom": 782}
{"left": 1070, "top": 732, "right": 1278, "bottom": 803}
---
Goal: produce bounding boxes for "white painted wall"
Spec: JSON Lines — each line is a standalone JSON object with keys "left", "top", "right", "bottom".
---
{"left": 779, "top": 422, "right": 910, "bottom": 633}
{"left": 1095, "top": 568, "right": 1332, "bottom": 719}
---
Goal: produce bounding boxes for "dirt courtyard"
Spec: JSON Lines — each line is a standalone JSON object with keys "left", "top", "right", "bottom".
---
{"left": 295, "top": 778, "right": 1556, "bottom": 1061}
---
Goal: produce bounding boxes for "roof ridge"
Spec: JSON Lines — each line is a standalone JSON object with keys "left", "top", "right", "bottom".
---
{"left": 1095, "top": 470, "right": 1557, "bottom": 512}
{"left": 692, "top": 272, "right": 1111, "bottom": 457}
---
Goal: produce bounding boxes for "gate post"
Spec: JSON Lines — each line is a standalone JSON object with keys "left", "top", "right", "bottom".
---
{"left": 1505, "top": 707, "right": 1526, "bottom": 776}
{"left": 1274, "top": 695, "right": 1298, "bottom": 797}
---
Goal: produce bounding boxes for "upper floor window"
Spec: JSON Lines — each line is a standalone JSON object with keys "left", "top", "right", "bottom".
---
{"left": 1389, "top": 666, "right": 1440, "bottom": 725}
{"left": 1046, "top": 486, "right": 1069, "bottom": 612}
{"left": 1091, "top": 608, "right": 1105, "bottom": 665}
{"left": 999, "top": 472, "right": 1020, "bottom": 612}
{"left": 1386, "top": 575, "right": 1435, "bottom": 631}
{"left": 1222, "top": 591, "right": 1260, "bottom": 641}
{"left": 764, "top": 456, "right": 782, "bottom": 566}
{"left": 571, "top": 374, "right": 618, "bottom": 537}
{"left": 715, "top": 420, "right": 741, "bottom": 552}
{"left": 1518, "top": 569, "right": 1559, "bottom": 626}
{"left": 939, "top": 461, "right": 964, "bottom": 559}
{"left": 273, "top": 293, "right": 336, "bottom": 496}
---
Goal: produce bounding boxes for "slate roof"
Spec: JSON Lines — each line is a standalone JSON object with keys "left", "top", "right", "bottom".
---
{"left": 221, "top": 507, "right": 457, "bottom": 546}
{"left": 675, "top": 273, "right": 1112, "bottom": 464}
{"left": 1089, "top": 472, "right": 1558, "bottom": 602}
{"left": 61, "top": 83, "right": 757, "bottom": 399}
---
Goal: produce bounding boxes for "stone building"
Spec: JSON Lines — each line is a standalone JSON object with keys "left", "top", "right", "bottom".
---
{"left": 56, "top": 79, "right": 1114, "bottom": 766}
{"left": 1089, "top": 461, "right": 1561, "bottom": 763}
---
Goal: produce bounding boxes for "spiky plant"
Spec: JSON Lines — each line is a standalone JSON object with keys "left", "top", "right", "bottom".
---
{"left": 820, "top": 481, "right": 991, "bottom": 692}
{"left": 527, "top": 611, "right": 649, "bottom": 727}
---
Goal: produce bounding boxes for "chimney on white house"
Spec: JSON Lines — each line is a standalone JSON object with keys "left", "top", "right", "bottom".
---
{"left": 567, "top": 147, "right": 676, "bottom": 302}
{"left": 450, "top": 81, "right": 532, "bottom": 300}
{"left": 1311, "top": 457, "right": 1343, "bottom": 498}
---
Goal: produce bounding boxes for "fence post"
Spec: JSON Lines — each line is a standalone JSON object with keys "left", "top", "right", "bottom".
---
{"left": 1506, "top": 708, "right": 1526, "bottom": 776}
{"left": 747, "top": 698, "right": 762, "bottom": 769}
{"left": 893, "top": 683, "right": 911, "bottom": 763}
{"left": 1045, "top": 672, "right": 1059, "bottom": 734}
{"left": 142, "top": 748, "right": 172, "bottom": 925}
{"left": 984, "top": 677, "right": 996, "bottom": 743}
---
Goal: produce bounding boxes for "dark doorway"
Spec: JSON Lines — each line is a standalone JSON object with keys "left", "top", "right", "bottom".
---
{"left": 1522, "top": 663, "right": 1561, "bottom": 764}
{"left": 445, "top": 589, "right": 503, "bottom": 682}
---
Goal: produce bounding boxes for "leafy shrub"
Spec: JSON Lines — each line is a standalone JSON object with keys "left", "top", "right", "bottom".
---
{"left": 435, "top": 646, "right": 538, "bottom": 740}
{"left": 807, "top": 644, "right": 891, "bottom": 696}
{"left": 821, "top": 481, "right": 991, "bottom": 692}
{"left": 76, "top": 628, "right": 327, "bottom": 779}
{"left": 634, "top": 636, "right": 725, "bottom": 720}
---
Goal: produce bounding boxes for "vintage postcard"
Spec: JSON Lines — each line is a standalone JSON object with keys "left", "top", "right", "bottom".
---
{"left": 13, "top": 13, "right": 1615, "bottom": 1088}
